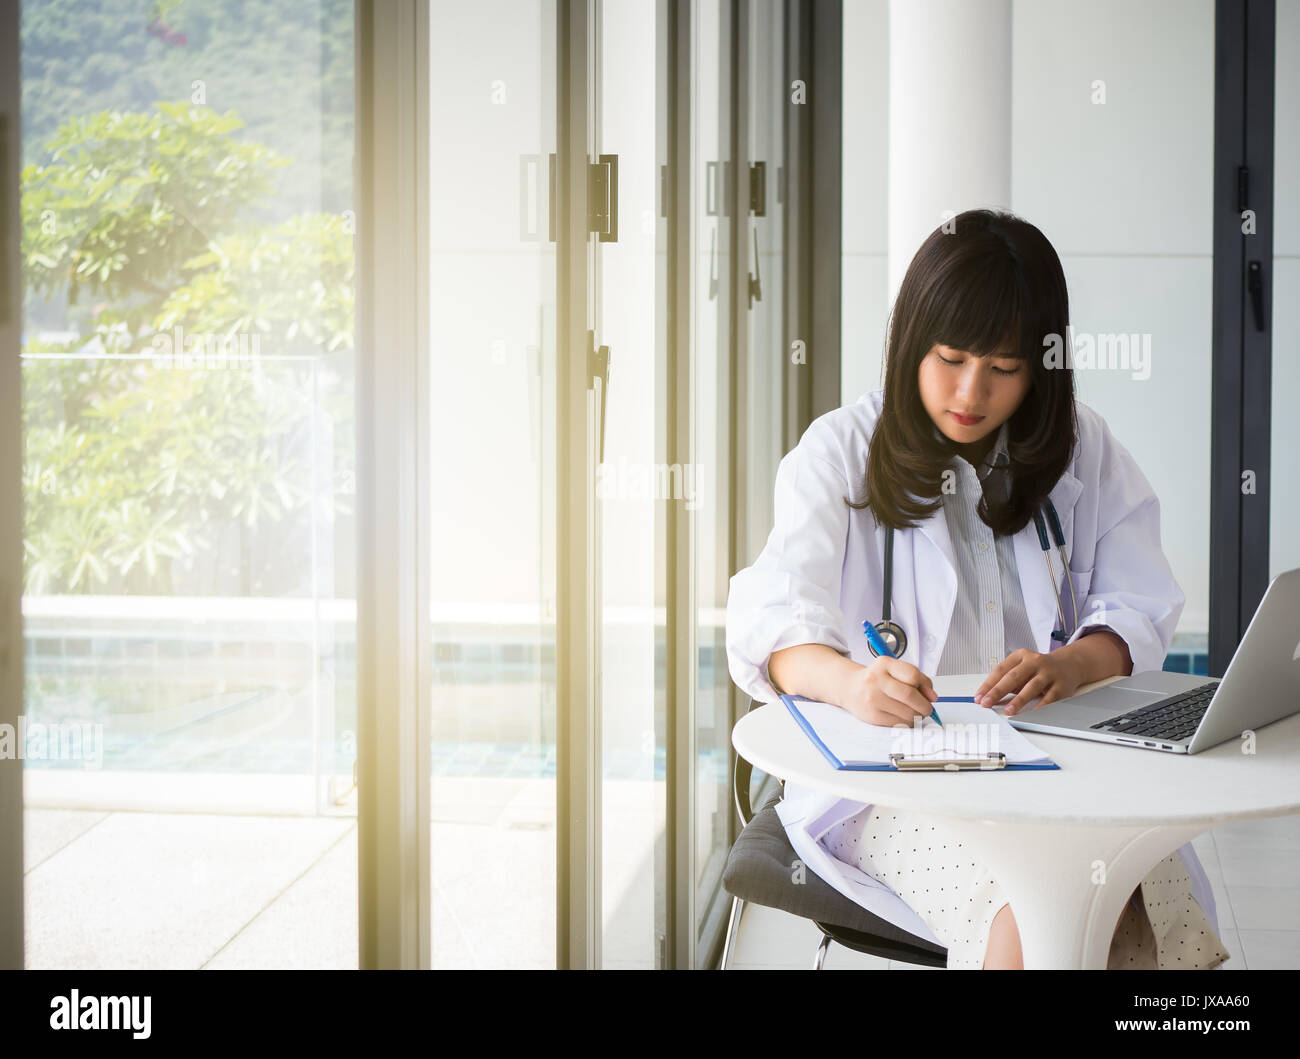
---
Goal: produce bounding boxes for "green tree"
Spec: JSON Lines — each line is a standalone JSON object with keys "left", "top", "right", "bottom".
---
{"left": 22, "top": 102, "right": 355, "bottom": 596}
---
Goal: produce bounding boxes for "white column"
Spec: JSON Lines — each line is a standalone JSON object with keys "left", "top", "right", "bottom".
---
{"left": 889, "top": 0, "right": 1013, "bottom": 303}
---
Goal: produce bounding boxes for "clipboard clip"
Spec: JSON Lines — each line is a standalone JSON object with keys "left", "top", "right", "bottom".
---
{"left": 889, "top": 752, "right": 1007, "bottom": 771}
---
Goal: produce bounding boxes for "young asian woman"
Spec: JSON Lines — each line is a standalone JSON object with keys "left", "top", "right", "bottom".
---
{"left": 724, "top": 208, "right": 1229, "bottom": 970}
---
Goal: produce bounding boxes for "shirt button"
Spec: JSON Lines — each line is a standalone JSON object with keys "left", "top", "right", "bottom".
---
{"left": 986, "top": 601, "right": 997, "bottom": 612}
{"left": 977, "top": 541, "right": 989, "bottom": 551}
{"left": 988, "top": 656, "right": 998, "bottom": 667}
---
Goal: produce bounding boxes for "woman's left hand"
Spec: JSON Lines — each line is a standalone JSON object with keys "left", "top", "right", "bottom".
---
{"left": 974, "top": 648, "right": 1085, "bottom": 715}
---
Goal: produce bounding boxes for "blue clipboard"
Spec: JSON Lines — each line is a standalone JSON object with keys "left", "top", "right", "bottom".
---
{"left": 779, "top": 693, "right": 1060, "bottom": 771}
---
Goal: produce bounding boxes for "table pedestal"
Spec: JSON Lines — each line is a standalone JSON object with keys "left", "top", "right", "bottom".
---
{"left": 941, "top": 818, "right": 1206, "bottom": 969}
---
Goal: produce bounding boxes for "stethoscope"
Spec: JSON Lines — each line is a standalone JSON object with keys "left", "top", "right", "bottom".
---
{"left": 868, "top": 497, "right": 1080, "bottom": 658}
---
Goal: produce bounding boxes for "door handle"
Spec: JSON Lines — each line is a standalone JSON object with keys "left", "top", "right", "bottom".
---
{"left": 708, "top": 227, "right": 718, "bottom": 301}
{"left": 748, "top": 227, "right": 761, "bottom": 307}
{"left": 588, "top": 329, "right": 610, "bottom": 463}
{"left": 749, "top": 161, "right": 765, "bottom": 216}
{"left": 548, "top": 153, "right": 556, "bottom": 243}
{"left": 1247, "top": 260, "right": 1264, "bottom": 332}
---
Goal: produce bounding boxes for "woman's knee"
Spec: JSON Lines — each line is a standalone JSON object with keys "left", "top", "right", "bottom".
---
{"left": 982, "top": 903, "right": 1023, "bottom": 969}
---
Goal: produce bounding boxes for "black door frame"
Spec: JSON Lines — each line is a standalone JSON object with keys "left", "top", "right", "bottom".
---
{"left": 1211, "top": 0, "right": 1276, "bottom": 675}
{"left": 0, "top": 0, "right": 24, "bottom": 973}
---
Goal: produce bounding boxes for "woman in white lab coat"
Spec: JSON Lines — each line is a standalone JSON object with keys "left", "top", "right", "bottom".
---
{"left": 725, "top": 208, "right": 1229, "bottom": 969}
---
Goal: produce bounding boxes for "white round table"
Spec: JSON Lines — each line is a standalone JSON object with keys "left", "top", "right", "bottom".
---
{"left": 731, "top": 673, "right": 1300, "bottom": 969}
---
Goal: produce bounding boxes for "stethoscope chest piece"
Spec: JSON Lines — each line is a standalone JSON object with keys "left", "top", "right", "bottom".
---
{"left": 872, "top": 494, "right": 1077, "bottom": 661}
{"left": 868, "top": 620, "right": 907, "bottom": 658}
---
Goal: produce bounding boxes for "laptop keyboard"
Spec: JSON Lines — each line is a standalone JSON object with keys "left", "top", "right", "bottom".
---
{"left": 1088, "top": 682, "right": 1218, "bottom": 742}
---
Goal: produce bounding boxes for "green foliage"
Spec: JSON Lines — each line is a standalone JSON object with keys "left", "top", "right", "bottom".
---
{"left": 21, "top": 0, "right": 355, "bottom": 213}
{"left": 22, "top": 102, "right": 285, "bottom": 327}
{"left": 158, "top": 211, "right": 355, "bottom": 356}
{"left": 21, "top": 101, "right": 355, "bottom": 597}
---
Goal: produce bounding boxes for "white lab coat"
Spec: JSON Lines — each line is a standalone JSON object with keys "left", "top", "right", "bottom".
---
{"left": 725, "top": 388, "right": 1220, "bottom": 945}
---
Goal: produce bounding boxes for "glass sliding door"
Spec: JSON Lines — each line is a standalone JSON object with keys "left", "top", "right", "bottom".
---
{"left": 690, "top": 0, "right": 733, "bottom": 959}
{"left": 424, "top": 0, "right": 670, "bottom": 969}
{"left": 20, "top": 0, "right": 358, "bottom": 968}
{"left": 709, "top": 1, "right": 789, "bottom": 959}
{"left": 743, "top": 0, "right": 787, "bottom": 567}
{"left": 422, "top": 0, "right": 756, "bottom": 967}
{"left": 426, "top": 0, "right": 558, "bottom": 968}
{"left": 592, "top": 0, "right": 669, "bottom": 968}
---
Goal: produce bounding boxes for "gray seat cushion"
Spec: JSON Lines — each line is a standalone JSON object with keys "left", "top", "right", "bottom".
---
{"left": 722, "top": 789, "right": 948, "bottom": 957}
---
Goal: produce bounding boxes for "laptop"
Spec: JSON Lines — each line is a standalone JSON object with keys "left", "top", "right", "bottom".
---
{"left": 1005, "top": 566, "right": 1300, "bottom": 754}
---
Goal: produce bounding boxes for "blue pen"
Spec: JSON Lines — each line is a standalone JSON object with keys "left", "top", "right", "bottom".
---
{"left": 862, "top": 620, "right": 942, "bottom": 727}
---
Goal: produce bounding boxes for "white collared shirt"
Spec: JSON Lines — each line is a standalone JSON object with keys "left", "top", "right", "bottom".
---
{"left": 934, "top": 419, "right": 1041, "bottom": 675}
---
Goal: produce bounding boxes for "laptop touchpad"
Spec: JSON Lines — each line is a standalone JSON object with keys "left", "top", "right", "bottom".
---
{"left": 1069, "top": 688, "right": 1156, "bottom": 711}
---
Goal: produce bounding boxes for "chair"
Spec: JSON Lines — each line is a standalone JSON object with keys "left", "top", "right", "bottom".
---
{"left": 720, "top": 698, "right": 948, "bottom": 969}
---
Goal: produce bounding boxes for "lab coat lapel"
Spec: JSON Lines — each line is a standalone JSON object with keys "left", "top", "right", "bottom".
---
{"left": 1014, "top": 471, "right": 1084, "bottom": 653}
{"left": 911, "top": 505, "right": 957, "bottom": 674}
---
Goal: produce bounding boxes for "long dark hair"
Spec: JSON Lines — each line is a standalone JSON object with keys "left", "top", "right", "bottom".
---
{"left": 847, "top": 208, "right": 1078, "bottom": 537}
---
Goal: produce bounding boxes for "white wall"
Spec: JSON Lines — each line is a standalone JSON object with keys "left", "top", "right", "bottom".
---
{"left": 1270, "top": 0, "right": 1300, "bottom": 582}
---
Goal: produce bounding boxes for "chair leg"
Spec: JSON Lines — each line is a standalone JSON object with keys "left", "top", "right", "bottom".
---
{"left": 720, "top": 895, "right": 744, "bottom": 969}
{"left": 813, "top": 933, "right": 832, "bottom": 970}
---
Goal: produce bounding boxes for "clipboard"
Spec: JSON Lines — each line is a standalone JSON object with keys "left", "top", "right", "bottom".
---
{"left": 779, "top": 693, "right": 1060, "bottom": 772}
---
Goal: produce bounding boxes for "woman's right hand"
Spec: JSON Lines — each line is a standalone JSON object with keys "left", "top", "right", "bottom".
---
{"left": 836, "top": 656, "right": 938, "bottom": 727}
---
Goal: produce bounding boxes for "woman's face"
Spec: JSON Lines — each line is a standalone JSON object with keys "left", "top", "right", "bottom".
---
{"left": 918, "top": 342, "right": 1031, "bottom": 457}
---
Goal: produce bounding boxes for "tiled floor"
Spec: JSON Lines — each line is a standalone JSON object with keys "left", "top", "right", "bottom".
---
{"left": 21, "top": 776, "right": 660, "bottom": 969}
{"left": 23, "top": 808, "right": 360, "bottom": 969}
{"left": 723, "top": 815, "right": 1300, "bottom": 970}
{"left": 19, "top": 798, "right": 1300, "bottom": 969}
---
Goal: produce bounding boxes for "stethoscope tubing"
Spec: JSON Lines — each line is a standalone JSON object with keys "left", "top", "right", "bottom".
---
{"left": 871, "top": 497, "right": 1079, "bottom": 657}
